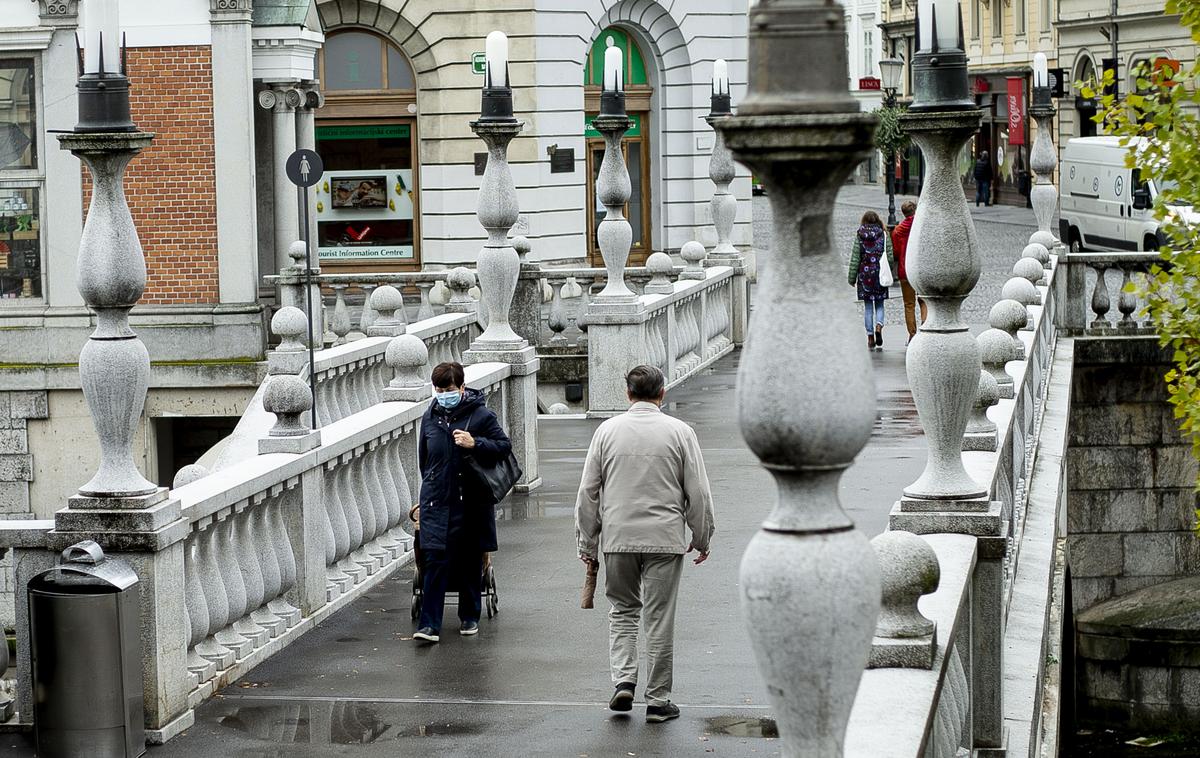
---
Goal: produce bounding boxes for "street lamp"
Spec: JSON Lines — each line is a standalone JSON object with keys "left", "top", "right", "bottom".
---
{"left": 879, "top": 57, "right": 904, "bottom": 227}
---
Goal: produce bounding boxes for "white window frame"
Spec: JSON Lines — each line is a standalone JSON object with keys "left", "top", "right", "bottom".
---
{"left": 0, "top": 50, "right": 47, "bottom": 305}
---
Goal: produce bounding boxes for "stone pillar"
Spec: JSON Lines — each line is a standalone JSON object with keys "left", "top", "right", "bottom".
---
{"left": 468, "top": 119, "right": 526, "bottom": 352}
{"left": 1029, "top": 97, "right": 1061, "bottom": 253}
{"left": 706, "top": 112, "right": 749, "bottom": 345}
{"left": 511, "top": 237, "right": 543, "bottom": 348}
{"left": 715, "top": 0, "right": 883, "bottom": 751}
{"left": 895, "top": 35, "right": 1007, "bottom": 749}
{"left": 259, "top": 85, "right": 302, "bottom": 274}
{"left": 900, "top": 109, "right": 987, "bottom": 503}
{"left": 55, "top": 130, "right": 192, "bottom": 739}
{"left": 209, "top": 0, "right": 258, "bottom": 304}
{"left": 296, "top": 86, "right": 323, "bottom": 250}
{"left": 585, "top": 112, "right": 650, "bottom": 416}
{"left": 461, "top": 91, "right": 540, "bottom": 493}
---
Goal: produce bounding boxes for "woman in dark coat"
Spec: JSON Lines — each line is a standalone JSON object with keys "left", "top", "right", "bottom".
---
{"left": 413, "top": 361, "right": 511, "bottom": 643}
{"left": 848, "top": 210, "right": 896, "bottom": 352}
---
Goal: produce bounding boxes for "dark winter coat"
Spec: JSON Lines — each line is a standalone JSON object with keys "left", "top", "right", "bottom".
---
{"left": 974, "top": 156, "right": 993, "bottom": 182}
{"left": 848, "top": 223, "right": 895, "bottom": 301}
{"left": 891, "top": 215, "right": 914, "bottom": 281}
{"left": 417, "top": 388, "right": 512, "bottom": 553}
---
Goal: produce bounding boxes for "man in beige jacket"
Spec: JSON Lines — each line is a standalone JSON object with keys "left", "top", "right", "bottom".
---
{"left": 575, "top": 365, "right": 715, "bottom": 723}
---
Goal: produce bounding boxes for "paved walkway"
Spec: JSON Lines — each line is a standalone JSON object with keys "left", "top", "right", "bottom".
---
{"left": 2, "top": 345, "right": 923, "bottom": 758}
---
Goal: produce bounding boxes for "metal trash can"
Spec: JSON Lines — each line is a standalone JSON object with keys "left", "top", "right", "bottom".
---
{"left": 28, "top": 540, "right": 144, "bottom": 758}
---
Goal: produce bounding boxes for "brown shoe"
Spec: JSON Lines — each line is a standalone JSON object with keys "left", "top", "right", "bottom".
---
{"left": 867, "top": 333, "right": 875, "bottom": 350}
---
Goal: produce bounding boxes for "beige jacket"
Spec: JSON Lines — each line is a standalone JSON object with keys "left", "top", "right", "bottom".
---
{"left": 574, "top": 402, "right": 715, "bottom": 557}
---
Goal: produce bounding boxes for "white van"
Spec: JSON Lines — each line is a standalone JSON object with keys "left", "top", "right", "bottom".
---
{"left": 1060, "top": 136, "right": 1168, "bottom": 252}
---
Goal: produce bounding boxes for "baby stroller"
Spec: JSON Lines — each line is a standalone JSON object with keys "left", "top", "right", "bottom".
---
{"left": 408, "top": 505, "right": 499, "bottom": 622}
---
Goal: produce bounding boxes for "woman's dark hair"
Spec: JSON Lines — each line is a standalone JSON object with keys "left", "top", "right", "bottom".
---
{"left": 860, "top": 210, "right": 882, "bottom": 228}
{"left": 431, "top": 361, "right": 465, "bottom": 390}
{"left": 626, "top": 365, "right": 665, "bottom": 401}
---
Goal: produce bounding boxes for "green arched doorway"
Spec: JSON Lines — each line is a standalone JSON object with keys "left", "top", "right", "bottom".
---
{"left": 584, "top": 28, "right": 653, "bottom": 266}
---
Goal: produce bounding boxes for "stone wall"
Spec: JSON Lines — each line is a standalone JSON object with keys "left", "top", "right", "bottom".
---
{"left": 0, "top": 391, "right": 48, "bottom": 628}
{"left": 1066, "top": 337, "right": 1200, "bottom": 614}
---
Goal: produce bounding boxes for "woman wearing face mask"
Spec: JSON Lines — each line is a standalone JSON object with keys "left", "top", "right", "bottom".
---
{"left": 413, "top": 361, "right": 512, "bottom": 643}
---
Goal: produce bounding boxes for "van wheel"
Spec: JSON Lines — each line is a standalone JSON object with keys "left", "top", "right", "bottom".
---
{"left": 1069, "top": 229, "right": 1084, "bottom": 253}
{"left": 1144, "top": 235, "right": 1160, "bottom": 252}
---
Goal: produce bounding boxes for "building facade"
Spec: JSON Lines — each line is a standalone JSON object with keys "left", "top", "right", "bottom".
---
{"left": 846, "top": 0, "right": 885, "bottom": 183}
{"left": 0, "top": 0, "right": 753, "bottom": 531}
{"left": 1056, "top": 0, "right": 1196, "bottom": 154}
{"left": 881, "top": 0, "right": 1059, "bottom": 205}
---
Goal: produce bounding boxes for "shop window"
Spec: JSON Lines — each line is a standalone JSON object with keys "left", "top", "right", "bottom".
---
{"left": 316, "top": 32, "right": 419, "bottom": 264}
{"left": 0, "top": 58, "right": 41, "bottom": 300}
{"left": 314, "top": 123, "right": 416, "bottom": 261}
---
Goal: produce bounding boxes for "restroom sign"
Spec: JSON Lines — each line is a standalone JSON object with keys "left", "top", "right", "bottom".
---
{"left": 472, "top": 52, "right": 486, "bottom": 75}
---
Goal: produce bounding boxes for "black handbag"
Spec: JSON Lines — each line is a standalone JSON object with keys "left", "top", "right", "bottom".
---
{"left": 463, "top": 449, "right": 523, "bottom": 503}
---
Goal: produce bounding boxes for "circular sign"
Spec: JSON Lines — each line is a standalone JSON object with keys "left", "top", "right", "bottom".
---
{"left": 1115, "top": 175, "right": 1124, "bottom": 196}
{"left": 286, "top": 149, "right": 323, "bottom": 188}
{"left": 1093, "top": 177, "right": 1100, "bottom": 193}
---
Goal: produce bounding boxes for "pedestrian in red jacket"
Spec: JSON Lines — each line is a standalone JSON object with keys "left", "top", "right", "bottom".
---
{"left": 891, "top": 201, "right": 927, "bottom": 344}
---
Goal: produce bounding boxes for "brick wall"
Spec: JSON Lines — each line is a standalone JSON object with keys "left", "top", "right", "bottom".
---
{"left": 1067, "top": 338, "right": 1200, "bottom": 614}
{"left": 82, "top": 46, "right": 220, "bottom": 305}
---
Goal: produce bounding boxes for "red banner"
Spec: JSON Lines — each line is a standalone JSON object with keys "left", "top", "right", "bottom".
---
{"left": 1007, "top": 77, "right": 1025, "bottom": 145}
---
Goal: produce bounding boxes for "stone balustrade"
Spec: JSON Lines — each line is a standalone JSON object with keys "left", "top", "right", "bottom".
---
{"left": 1054, "top": 252, "right": 1161, "bottom": 336}
{"left": 585, "top": 258, "right": 739, "bottom": 416}
{"left": 267, "top": 268, "right": 481, "bottom": 343}
{"left": 863, "top": 240, "right": 1068, "bottom": 757}
{"left": 0, "top": 357, "right": 518, "bottom": 727}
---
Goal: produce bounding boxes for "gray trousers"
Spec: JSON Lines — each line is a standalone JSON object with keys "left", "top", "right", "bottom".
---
{"left": 603, "top": 552, "right": 685, "bottom": 706}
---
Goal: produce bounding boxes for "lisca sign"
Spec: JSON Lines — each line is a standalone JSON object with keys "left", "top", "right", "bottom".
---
{"left": 1006, "top": 77, "right": 1025, "bottom": 145}
{"left": 858, "top": 76, "right": 881, "bottom": 91}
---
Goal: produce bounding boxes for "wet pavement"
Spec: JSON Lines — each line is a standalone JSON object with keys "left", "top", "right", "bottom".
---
{"left": 1, "top": 347, "right": 924, "bottom": 758}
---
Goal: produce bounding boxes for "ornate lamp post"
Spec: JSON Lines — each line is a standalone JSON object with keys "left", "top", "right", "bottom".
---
{"left": 469, "top": 31, "right": 527, "bottom": 351}
{"left": 50, "top": 0, "right": 193, "bottom": 733}
{"left": 1028, "top": 52, "right": 1061, "bottom": 253}
{"left": 879, "top": 57, "right": 904, "bottom": 228}
{"left": 706, "top": 59, "right": 737, "bottom": 260}
{"left": 899, "top": 0, "right": 986, "bottom": 503}
{"left": 715, "top": 1, "right": 882, "bottom": 754}
{"left": 60, "top": 0, "right": 159, "bottom": 499}
{"left": 591, "top": 37, "right": 637, "bottom": 304}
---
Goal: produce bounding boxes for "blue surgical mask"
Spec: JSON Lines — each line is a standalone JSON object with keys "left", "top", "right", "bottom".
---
{"left": 435, "top": 390, "right": 462, "bottom": 409}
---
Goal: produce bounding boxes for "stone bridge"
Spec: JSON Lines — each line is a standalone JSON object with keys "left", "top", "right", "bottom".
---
{"left": 3, "top": 0, "right": 1198, "bottom": 754}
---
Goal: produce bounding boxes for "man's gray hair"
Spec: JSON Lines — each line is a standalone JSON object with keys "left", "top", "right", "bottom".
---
{"left": 626, "top": 365, "right": 665, "bottom": 401}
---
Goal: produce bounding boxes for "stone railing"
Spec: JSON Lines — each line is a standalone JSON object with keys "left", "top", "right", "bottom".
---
{"left": 1054, "top": 251, "right": 1161, "bottom": 336}
{"left": 267, "top": 260, "right": 483, "bottom": 347}
{"left": 171, "top": 356, "right": 512, "bottom": 706}
{"left": 584, "top": 248, "right": 742, "bottom": 416}
{"left": 858, "top": 242, "right": 1070, "bottom": 758}
{"left": 643, "top": 267, "right": 735, "bottom": 388}
{"left": 198, "top": 305, "right": 476, "bottom": 473}
{"left": 536, "top": 265, "right": 671, "bottom": 349}
{"left": 0, "top": 333, "right": 523, "bottom": 732}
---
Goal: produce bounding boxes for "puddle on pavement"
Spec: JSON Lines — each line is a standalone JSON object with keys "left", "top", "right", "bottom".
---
{"left": 217, "top": 702, "right": 482, "bottom": 744}
{"left": 704, "top": 715, "right": 779, "bottom": 738}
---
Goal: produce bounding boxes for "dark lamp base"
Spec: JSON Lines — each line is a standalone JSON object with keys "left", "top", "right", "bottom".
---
{"left": 600, "top": 90, "right": 626, "bottom": 117}
{"left": 75, "top": 74, "right": 136, "bottom": 133}
{"left": 479, "top": 87, "right": 516, "bottom": 122}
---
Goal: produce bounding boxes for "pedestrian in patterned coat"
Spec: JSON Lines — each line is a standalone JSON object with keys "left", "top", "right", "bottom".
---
{"left": 848, "top": 210, "right": 896, "bottom": 352}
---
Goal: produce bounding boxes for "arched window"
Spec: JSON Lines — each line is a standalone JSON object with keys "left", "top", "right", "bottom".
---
{"left": 320, "top": 30, "right": 415, "bottom": 92}
{"left": 584, "top": 28, "right": 649, "bottom": 88}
